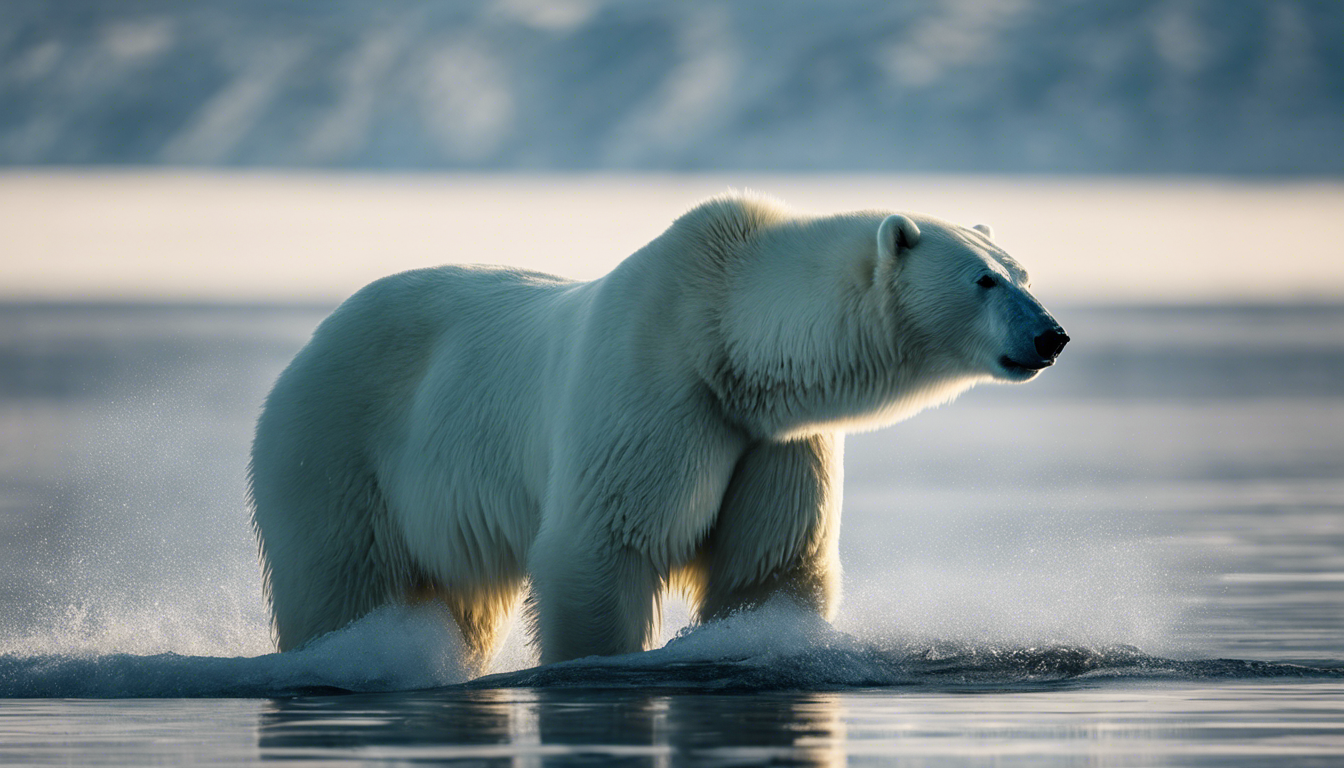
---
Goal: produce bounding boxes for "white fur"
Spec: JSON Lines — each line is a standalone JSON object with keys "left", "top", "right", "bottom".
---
{"left": 249, "top": 192, "right": 1059, "bottom": 669}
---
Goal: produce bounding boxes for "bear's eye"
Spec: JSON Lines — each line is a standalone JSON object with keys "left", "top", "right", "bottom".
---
{"left": 976, "top": 275, "right": 998, "bottom": 288}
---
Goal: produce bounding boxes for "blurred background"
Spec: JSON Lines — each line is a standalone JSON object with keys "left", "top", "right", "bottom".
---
{"left": 3, "top": 0, "right": 1342, "bottom": 303}
{"left": 3, "top": 0, "right": 1341, "bottom": 173}
{"left": 1, "top": 0, "right": 1342, "bottom": 672}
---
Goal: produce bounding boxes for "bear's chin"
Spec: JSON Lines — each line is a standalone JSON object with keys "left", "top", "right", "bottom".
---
{"left": 994, "top": 356, "right": 1046, "bottom": 382}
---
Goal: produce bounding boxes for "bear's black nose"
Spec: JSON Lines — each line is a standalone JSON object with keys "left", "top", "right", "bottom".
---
{"left": 1035, "top": 327, "right": 1069, "bottom": 360}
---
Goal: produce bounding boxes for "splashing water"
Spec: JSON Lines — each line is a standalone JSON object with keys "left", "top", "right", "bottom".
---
{"left": 477, "top": 598, "right": 1339, "bottom": 692}
{"left": 0, "top": 603, "right": 471, "bottom": 698}
{"left": 3, "top": 303, "right": 1342, "bottom": 699}
{"left": 6, "top": 596, "right": 1335, "bottom": 699}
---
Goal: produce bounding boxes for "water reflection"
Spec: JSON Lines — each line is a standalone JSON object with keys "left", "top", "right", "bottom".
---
{"left": 257, "top": 688, "right": 844, "bottom": 765}
{"left": 259, "top": 689, "right": 516, "bottom": 762}
{"left": 661, "top": 692, "right": 844, "bottom": 767}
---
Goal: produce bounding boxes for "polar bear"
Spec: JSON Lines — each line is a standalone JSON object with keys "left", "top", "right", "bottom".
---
{"left": 249, "top": 193, "right": 1067, "bottom": 670}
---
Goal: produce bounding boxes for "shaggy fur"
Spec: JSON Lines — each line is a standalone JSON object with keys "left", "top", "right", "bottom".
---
{"left": 248, "top": 192, "right": 1062, "bottom": 669}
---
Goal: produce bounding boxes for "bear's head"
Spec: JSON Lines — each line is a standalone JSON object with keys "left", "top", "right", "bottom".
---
{"left": 683, "top": 195, "right": 1068, "bottom": 439}
{"left": 876, "top": 213, "right": 1068, "bottom": 386}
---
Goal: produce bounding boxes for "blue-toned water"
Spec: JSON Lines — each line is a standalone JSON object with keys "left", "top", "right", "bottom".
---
{"left": 1, "top": 302, "right": 1342, "bottom": 764}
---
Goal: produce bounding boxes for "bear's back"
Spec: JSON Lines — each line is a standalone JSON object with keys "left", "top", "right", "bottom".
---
{"left": 366, "top": 265, "right": 589, "bottom": 501}
{"left": 250, "top": 265, "right": 586, "bottom": 604}
{"left": 266, "top": 264, "right": 583, "bottom": 462}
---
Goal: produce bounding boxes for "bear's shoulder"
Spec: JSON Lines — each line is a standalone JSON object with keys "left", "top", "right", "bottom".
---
{"left": 666, "top": 192, "right": 794, "bottom": 253}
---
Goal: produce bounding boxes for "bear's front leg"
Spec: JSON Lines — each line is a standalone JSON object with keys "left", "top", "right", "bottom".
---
{"left": 528, "top": 521, "right": 663, "bottom": 664}
{"left": 694, "top": 433, "right": 843, "bottom": 622}
{"left": 527, "top": 376, "right": 746, "bottom": 663}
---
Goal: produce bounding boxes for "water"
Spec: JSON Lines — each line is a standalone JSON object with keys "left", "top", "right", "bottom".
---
{"left": 1, "top": 302, "right": 1342, "bottom": 764}
{"left": 3, "top": 684, "right": 1341, "bottom": 766}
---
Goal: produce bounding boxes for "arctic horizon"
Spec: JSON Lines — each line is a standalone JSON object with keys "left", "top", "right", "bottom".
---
{"left": 3, "top": 172, "right": 1342, "bottom": 306}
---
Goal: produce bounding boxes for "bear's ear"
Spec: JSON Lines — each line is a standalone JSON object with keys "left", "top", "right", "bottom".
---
{"left": 876, "top": 215, "right": 921, "bottom": 268}
{"left": 973, "top": 223, "right": 993, "bottom": 238}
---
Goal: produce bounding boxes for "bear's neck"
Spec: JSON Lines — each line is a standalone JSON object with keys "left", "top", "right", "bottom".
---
{"left": 641, "top": 201, "right": 979, "bottom": 441}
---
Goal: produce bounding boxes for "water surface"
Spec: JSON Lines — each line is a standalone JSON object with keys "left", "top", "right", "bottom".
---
{"left": 1, "top": 302, "right": 1341, "bottom": 764}
{"left": 4, "top": 683, "right": 1342, "bottom": 766}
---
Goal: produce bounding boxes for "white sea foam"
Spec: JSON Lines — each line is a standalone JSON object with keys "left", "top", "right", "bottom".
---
{"left": 0, "top": 603, "right": 471, "bottom": 698}
{"left": 3, "top": 594, "right": 1339, "bottom": 698}
{"left": 472, "top": 597, "right": 1341, "bottom": 691}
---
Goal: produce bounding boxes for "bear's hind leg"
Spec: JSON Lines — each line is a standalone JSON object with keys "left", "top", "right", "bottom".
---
{"left": 253, "top": 465, "right": 411, "bottom": 652}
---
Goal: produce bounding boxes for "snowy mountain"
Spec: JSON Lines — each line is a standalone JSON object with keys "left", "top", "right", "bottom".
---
{"left": 2, "top": 0, "right": 1341, "bottom": 173}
